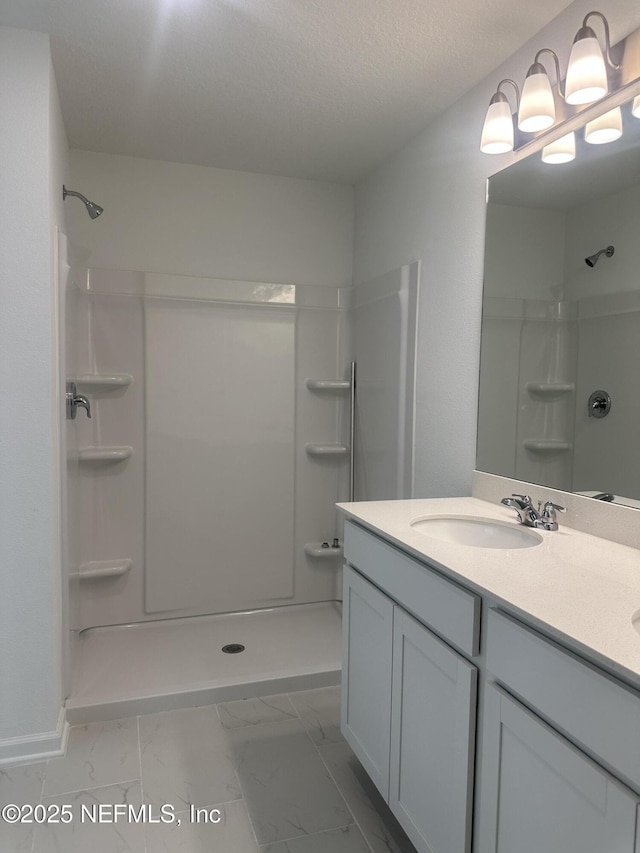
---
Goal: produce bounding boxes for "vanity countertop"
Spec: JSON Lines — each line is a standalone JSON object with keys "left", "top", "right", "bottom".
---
{"left": 338, "top": 496, "right": 640, "bottom": 688}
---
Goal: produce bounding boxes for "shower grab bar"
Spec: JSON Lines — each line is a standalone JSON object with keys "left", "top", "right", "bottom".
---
{"left": 349, "top": 361, "right": 356, "bottom": 502}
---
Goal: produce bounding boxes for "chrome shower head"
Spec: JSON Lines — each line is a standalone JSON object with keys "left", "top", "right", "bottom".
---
{"left": 585, "top": 245, "right": 614, "bottom": 267}
{"left": 62, "top": 185, "right": 103, "bottom": 219}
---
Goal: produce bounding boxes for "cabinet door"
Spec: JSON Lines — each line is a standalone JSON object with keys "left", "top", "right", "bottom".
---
{"left": 341, "top": 565, "right": 394, "bottom": 799}
{"left": 478, "top": 684, "right": 639, "bottom": 853}
{"left": 389, "top": 607, "right": 477, "bottom": 853}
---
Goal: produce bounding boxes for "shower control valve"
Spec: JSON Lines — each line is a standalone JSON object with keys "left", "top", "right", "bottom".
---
{"left": 66, "top": 381, "right": 92, "bottom": 419}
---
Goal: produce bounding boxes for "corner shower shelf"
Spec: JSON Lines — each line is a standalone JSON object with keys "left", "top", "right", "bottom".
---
{"left": 75, "top": 373, "right": 133, "bottom": 390}
{"left": 305, "top": 379, "right": 351, "bottom": 392}
{"left": 526, "top": 382, "right": 575, "bottom": 396}
{"left": 305, "top": 443, "right": 349, "bottom": 457}
{"left": 523, "top": 439, "right": 572, "bottom": 453}
{"left": 304, "top": 542, "right": 343, "bottom": 559}
{"left": 79, "top": 559, "right": 132, "bottom": 581}
{"left": 79, "top": 446, "right": 134, "bottom": 464}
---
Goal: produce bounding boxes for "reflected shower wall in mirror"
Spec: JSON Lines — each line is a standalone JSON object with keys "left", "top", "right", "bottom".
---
{"left": 478, "top": 97, "right": 640, "bottom": 509}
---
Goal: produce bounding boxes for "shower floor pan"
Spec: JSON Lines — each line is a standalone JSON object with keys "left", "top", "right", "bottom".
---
{"left": 66, "top": 601, "right": 342, "bottom": 724}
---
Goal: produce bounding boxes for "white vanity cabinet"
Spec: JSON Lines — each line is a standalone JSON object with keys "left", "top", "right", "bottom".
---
{"left": 478, "top": 684, "right": 639, "bottom": 853}
{"left": 341, "top": 517, "right": 640, "bottom": 853}
{"left": 342, "top": 522, "right": 480, "bottom": 853}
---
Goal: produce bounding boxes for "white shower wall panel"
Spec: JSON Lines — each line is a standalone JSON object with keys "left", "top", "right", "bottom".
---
{"left": 145, "top": 300, "right": 296, "bottom": 614}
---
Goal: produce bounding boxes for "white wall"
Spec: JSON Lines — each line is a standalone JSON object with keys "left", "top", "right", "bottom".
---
{"left": 0, "top": 27, "right": 68, "bottom": 758}
{"left": 354, "top": 0, "right": 640, "bottom": 499}
{"left": 68, "top": 150, "right": 354, "bottom": 286}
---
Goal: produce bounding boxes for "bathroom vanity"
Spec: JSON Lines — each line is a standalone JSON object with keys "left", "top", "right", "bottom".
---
{"left": 338, "top": 496, "right": 640, "bottom": 853}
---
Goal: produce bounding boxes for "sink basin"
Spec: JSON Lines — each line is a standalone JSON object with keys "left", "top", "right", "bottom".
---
{"left": 410, "top": 515, "right": 543, "bottom": 549}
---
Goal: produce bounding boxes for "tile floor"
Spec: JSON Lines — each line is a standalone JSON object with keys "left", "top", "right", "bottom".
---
{"left": 0, "top": 686, "right": 415, "bottom": 853}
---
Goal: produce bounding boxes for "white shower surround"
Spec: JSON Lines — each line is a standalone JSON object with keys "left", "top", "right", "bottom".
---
{"left": 71, "top": 267, "right": 350, "bottom": 630}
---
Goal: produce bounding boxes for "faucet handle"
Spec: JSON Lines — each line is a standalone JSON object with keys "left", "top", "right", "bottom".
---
{"left": 512, "top": 493, "right": 532, "bottom": 505}
{"left": 542, "top": 501, "right": 566, "bottom": 514}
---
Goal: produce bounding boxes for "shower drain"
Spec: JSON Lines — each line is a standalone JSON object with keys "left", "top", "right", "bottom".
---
{"left": 221, "top": 643, "right": 245, "bottom": 654}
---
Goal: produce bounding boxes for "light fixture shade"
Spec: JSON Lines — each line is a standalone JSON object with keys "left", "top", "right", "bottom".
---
{"left": 632, "top": 95, "right": 640, "bottom": 118}
{"left": 565, "top": 33, "right": 608, "bottom": 105}
{"left": 518, "top": 69, "right": 555, "bottom": 132}
{"left": 542, "top": 132, "right": 576, "bottom": 164}
{"left": 584, "top": 106, "right": 622, "bottom": 144}
{"left": 480, "top": 96, "right": 514, "bottom": 154}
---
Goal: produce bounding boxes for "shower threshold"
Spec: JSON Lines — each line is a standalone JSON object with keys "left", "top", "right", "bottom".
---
{"left": 66, "top": 601, "right": 342, "bottom": 724}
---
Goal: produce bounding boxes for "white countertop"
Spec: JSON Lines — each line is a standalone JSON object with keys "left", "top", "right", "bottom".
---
{"left": 338, "top": 496, "right": 640, "bottom": 688}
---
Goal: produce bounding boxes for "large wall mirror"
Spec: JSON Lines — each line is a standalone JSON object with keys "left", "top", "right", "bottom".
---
{"left": 478, "top": 93, "right": 640, "bottom": 509}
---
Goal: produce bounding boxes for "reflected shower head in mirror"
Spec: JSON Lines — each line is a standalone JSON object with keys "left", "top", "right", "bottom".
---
{"left": 62, "top": 185, "right": 104, "bottom": 219}
{"left": 585, "top": 245, "right": 614, "bottom": 266}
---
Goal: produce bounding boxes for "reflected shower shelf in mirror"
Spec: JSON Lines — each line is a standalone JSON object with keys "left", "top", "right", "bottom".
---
{"left": 78, "top": 446, "right": 134, "bottom": 464}
{"left": 523, "top": 440, "right": 572, "bottom": 453}
{"left": 305, "top": 443, "right": 349, "bottom": 457}
{"left": 304, "top": 542, "right": 343, "bottom": 559}
{"left": 78, "top": 559, "right": 132, "bottom": 580}
{"left": 526, "top": 382, "right": 575, "bottom": 397}
{"left": 75, "top": 373, "right": 133, "bottom": 390}
{"left": 305, "top": 379, "right": 351, "bottom": 392}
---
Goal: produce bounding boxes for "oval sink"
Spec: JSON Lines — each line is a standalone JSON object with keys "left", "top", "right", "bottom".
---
{"left": 410, "top": 515, "right": 543, "bottom": 549}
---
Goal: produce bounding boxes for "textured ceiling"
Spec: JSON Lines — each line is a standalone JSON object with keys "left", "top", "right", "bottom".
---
{"left": 1, "top": 0, "right": 572, "bottom": 182}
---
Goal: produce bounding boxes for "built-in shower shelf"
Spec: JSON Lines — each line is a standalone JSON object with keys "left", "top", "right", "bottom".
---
{"left": 304, "top": 542, "right": 343, "bottom": 559}
{"left": 305, "top": 444, "right": 349, "bottom": 457}
{"left": 305, "top": 379, "right": 351, "bottom": 392}
{"left": 523, "top": 439, "right": 572, "bottom": 453}
{"left": 75, "top": 373, "right": 133, "bottom": 390}
{"left": 526, "top": 382, "right": 575, "bottom": 396}
{"left": 79, "top": 446, "right": 134, "bottom": 464}
{"left": 79, "top": 559, "right": 132, "bottom": 580}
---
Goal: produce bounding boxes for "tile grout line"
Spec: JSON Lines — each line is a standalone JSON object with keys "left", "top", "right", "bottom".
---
{"left": 29, "top": 761, "right": 48, "bottom": 853}
{"left": 136, "top": 715, "right": 147, "bottom": 853}
{"left": 229, "top": 767, "right": 261, "bottom": 852}
{"left": 314, "top": 744, "right": 377, "bottom": 853}
{"left": 40, "top": 777, "right": 143, "bottom": 800}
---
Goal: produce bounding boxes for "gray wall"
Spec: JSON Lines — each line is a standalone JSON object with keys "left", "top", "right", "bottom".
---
{"left": 353, "top": 0, "right": 640, "bottom": 499}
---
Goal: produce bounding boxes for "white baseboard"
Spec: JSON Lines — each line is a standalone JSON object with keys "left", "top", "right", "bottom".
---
{"left": 0, "top": 707, "right": 69, "bottom": 766}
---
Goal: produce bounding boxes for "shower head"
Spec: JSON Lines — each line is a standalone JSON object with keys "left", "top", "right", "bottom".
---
{"left": 62, "top": 185, "right": 103, "bottom": 220}
{"left": 585, "top": 245, "right": 614, "bottom": 267}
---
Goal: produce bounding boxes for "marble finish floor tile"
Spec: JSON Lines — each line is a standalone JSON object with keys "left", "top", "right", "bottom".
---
{"left": 33, "top": 781, "right": 144, "bottom": 853}
{"left": 230, "top": 718, "right": 352, "bottom": 845}
{"left": 319, "top": 742, "right": 414, "bottom": 853}
{"left": 218, "top": 694, "right": 299, "bottom": 729}
{"left": 145, "top": 798, "right": 259, "bottom": 852}
{"left": 261, "top": 823, "right": 371, "bottom": 853}
{"left": 288, "top": 686, "right": 344, "bottom": 747}
{"left": 139, "top": 705, "right": 241, "bottom": 810}
{"left": 0, "top": 762, "right": 46, "bottom": 852}
{"left": 44, "top": 718, "right": 140, "bottom": 797}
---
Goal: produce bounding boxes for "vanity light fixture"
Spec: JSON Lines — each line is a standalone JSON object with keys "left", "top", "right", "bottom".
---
{"left": 565, "top": 12, "right": 619, "bottom": 105}
{"left": 480, "top": 10, "right": 636, "bottom": 162}
{"left": 518, "top": 50, "right": 563, "bottom": 133}
{"left": 480, "top": 79, "right": 519, "bottom": 154}
{"left": 541, "top": 132, "right": 576, "bottom": 164}
{"left": 584, "top": 106, "right": 623, "bottom": 143}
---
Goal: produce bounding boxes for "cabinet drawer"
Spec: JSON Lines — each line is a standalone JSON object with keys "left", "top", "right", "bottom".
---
{"left": 344, "top": 521, "right": 480, "bottom": 657}
{"left": 486, "top": 608, "right": 640, "bottom": 789}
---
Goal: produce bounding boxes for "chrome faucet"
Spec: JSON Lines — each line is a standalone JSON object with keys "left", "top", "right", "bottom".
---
{"left": 501, "top": 494, "right": 566, "bottom": 531}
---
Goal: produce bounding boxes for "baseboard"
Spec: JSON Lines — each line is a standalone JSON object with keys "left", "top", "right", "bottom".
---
{"left": 0, "top": 707, "right": 69, "bottom": 766}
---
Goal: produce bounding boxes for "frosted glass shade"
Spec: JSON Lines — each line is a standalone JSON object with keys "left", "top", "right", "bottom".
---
{"left": 565, "top": 36, "right": 608, "bottom": 105}
{"left": 542, "top": 132, "right": 576, "bottom": 164}
{"left": 518, "top": 71, "right": 555, "bottom": 132}
{"left": 480, "top": 98, "right": 514, "bottom": 154}
{"left": 632, "top": 95, "right": 640, "bottom": 118}
{"left": 585, "top": 107, "right": 622, "bottom": 144}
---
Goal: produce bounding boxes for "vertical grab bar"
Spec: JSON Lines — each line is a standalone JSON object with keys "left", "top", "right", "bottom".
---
{"left": 349, "top": 361, "right": 356, "bottom": 502}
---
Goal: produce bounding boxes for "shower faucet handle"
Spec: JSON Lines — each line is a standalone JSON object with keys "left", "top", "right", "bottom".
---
{"left": 66, "top": 381, "right": 92, "bottom": 419}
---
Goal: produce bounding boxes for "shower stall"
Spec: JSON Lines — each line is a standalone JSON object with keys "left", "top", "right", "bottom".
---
{"left": 64, "top": 252, "right": 352, "bottom": 721}
{"left": 62, "top": 239, "right": 419, "bottom": 722}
